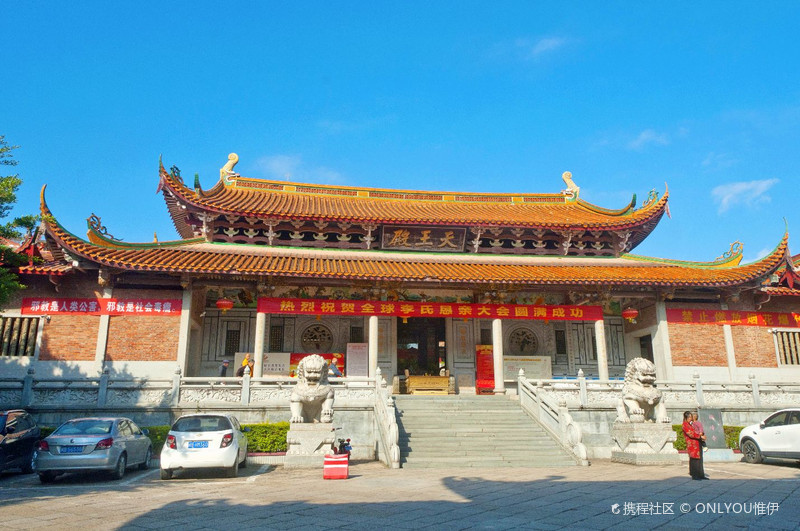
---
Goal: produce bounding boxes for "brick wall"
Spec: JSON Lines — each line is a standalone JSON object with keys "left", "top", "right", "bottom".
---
{"left": 23, "top": 276, "right": 103, "bottom": 361}
{"left": 106, "top": 315, "right": 181, "bottom": 361}
{"left": 40, "top": 315, "right": 99, "bottom": 361}
{"left": 666, "top": 302, "right": 727, "bottom": 366}
{"left": 732, "top": 326, "right": 778, "bottom": 367}
{"left": 105, "top": 288, "right": 183, "bottom": 362}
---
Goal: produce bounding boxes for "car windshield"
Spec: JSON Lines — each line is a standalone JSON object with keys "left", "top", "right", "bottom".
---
{"left": 54, "top": 419, "right": 114, "bottom": 436}
{"left": 173, "top": 416, "right": 232, "bottom": 432}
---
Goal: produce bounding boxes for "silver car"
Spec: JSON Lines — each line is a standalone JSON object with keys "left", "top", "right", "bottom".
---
{"left": 35, "top": 417, "right": 152, "bottom": 483}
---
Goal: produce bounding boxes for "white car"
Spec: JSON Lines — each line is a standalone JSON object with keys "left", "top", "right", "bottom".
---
{"left": 739, "top": 409, "right": 800, "bottom": 464}
{"left": 160, "top": 414, "right": 249, "bottom": 479}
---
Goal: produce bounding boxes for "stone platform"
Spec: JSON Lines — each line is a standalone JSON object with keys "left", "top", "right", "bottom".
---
{"left": 610, "top": 422, "right": 680, "bottom": 466}
{"left": 284, "top": 423, "right": 336, "bottom": 469}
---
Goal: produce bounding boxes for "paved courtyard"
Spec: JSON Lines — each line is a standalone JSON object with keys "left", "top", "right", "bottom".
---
{"left": 1, "top": 459, "right": 798, "bottom": 530}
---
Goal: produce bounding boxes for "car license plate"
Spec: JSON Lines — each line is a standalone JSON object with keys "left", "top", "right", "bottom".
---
{"left": 188, "top": 441, "right": 209, "bottom": 449}
{"left": 60, "top": 445, "right": 83, "bottom": 454}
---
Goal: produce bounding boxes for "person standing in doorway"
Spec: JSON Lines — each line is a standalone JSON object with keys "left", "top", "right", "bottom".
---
{"left": 683, "top": 411, "right": 707, "bottom": 480}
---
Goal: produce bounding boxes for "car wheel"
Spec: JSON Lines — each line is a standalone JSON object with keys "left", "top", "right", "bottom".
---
{"left": 160, "top": 468, "right": 173, "bottom": 480}
{"left": 39, "top": 472, "right": 56, "bottom": 484}
{"left": 139, "top": 447, "right": 152, "bottom": 471}
{"left": 110, "top": 453, "right": 127, "bottom": 480}
{"left": 239, "top": 453, "right": 247, "bottom": 469}
{"left": 21, "top": 452, "right": 36, "bottom": 474}
{"left": 741, "top": 439, "right": 762, "bottom": 464}
{"left": 226, "top": 461, "right": 239, "bottom": 478}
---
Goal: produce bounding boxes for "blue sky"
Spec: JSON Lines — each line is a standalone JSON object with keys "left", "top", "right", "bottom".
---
{"left": 5, "top": 2, "right": 800, "bottom": 263}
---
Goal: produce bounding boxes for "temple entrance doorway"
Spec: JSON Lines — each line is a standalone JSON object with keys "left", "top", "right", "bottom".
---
{"left": 396, "top": 317, "right": 446, "bottom": 376}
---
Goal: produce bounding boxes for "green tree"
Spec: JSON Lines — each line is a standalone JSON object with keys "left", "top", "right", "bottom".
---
{"left": 0, "top": 135, "right": 39, "bottom": 305}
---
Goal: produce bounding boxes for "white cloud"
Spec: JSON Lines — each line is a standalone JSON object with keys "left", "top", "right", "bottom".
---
{"left": 517, "top": 37, "right": 567, "bottom": 58}
{"left": 627, "top": 129, "right": 670, "bottom": 150}
{"left": 253, "top": 154, "right": 347, "bottom": 185}
{"left": 711, "top": 178, "right": 779, "bottom": 214}
{"left": 701, "top": 151, "right": 738, "bottom": 171}
{"left": 255, "top": 155, "right": 301, "bottom": 180}
{"left": 488, "top": 36, "right": 568, "bottom": 62}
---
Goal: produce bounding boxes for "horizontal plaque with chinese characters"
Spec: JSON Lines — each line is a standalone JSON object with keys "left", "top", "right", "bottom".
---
{"left": 257, "top": 297, "right": 603, "bottom": 321}
{"left": 380, "top": 225, "right": 466, "bottom": 252}
{"left": 21, "top": 298, "right": 182, "bottom": 316}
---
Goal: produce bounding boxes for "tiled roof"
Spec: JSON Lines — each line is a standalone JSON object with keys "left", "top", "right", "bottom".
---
{"left": 158, "top": 162, "right": 668, "bottom": 230}
{"left": 18, "top": 262, "right": 73, "bottom": 276}
{"left": 39, "top": 187, "right": 788, "bottom": 288}
{"left": 761, "top": 286, "right": 800, "bottom": 297}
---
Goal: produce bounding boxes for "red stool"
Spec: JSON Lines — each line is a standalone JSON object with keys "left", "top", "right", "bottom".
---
{"left": 323, "top": 453, "right": 349, "bottom": 479}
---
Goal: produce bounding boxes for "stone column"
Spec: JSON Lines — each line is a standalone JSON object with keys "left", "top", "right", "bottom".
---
{"left": 94, "top": 286, "right": 113, "bottom": 374}
{"left": 653, "top": 299, "right": 675, "bottom": 380}
{"left": 720, "top": 303, "right": 737, "bottom": 381}
{"left": 253, "top": 311, "right": 267, "bottom": 377}
{"left": 175, "top": 288, "right": 193, "bottom": 376}
{"left": 492, "top": 318, "right": 505, "bottom": 394}
{"left": 595, "top": 319, "right": 609, "bottom": 381}
{"left": 369, "top": 315, "right": 379, "bottom": 377}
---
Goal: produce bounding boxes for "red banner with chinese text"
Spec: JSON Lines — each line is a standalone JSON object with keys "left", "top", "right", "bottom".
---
{"left": 475, "top": 345, "right": 494, "bottom": 392}
{"left": 257, "top": 297, "right": 604, "bottom": 321}
{"left": 21, "top": 298, "right": 182, "bottom": 316}
{"left": 666, "top": 308, "right": 800, "bottom": 328}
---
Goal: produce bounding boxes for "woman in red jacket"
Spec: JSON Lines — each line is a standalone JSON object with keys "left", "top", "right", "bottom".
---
{"left": 683, "top": 411, "right": 707, "bottom": 480}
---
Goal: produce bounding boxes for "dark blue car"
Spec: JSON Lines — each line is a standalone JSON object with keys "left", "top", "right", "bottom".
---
{"left": 0, "top": 410, "right": 41, "bottom": 474}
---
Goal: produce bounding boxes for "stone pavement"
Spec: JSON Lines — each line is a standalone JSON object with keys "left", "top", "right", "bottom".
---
{"left": 0, "top": 459, "right": 798, "bottom": 530}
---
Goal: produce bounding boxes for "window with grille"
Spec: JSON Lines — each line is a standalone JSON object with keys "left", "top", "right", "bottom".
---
{"left": 269, "top": 324, "right": 284, "bottom": 352}
{"left": 224, "top": 327, "right": 241, "bottom": 358}
{"left": 773, "top": 329, "right": 800, "bottom": 365}
{"left": 0, "top": 317, "right": 39, "bottom": 357}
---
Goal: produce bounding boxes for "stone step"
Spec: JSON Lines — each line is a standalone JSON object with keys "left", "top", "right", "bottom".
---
{"left": 400, "top": 456, "right": 578, "bottom": 468}
{"left": 394, "top": 396, "right": 577, "bottom": 468}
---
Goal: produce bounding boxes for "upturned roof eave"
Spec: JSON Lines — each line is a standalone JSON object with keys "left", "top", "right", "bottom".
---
{"left": 157, "top": 163, "right": 670, "bottom": 232}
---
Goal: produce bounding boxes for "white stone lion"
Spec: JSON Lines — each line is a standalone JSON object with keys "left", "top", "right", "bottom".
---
{"left": 615, "top": 357, "right": 670, "bottom": 423}
{"left": 290, "top": 354, "right": 335, "bottom": 423}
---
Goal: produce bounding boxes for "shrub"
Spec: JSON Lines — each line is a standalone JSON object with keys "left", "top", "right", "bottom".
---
{"left": 672, "top": 425, "right": 744, "bottom": 450}
{"left": 145, "top": 425, "right": 171, "bottom": 454}
{"left": 38, "top": 422, "right": 290, "bottom": 454}
{"left": 242, "top": 422, "right": 290, "bottom": 453}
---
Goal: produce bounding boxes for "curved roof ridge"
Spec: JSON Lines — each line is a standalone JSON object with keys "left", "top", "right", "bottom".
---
{"left": 41, "top": 185, "right": 203, "bottom": 254}
{"left": 157, "top": 158, "right": 669, "bottom": 231}
{"left": 623, "top": 232, "right": 788, "bottom": 273}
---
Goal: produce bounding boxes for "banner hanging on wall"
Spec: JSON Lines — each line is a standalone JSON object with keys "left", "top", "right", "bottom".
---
{"left": 666, "top": 308, "right": 800, "bottom": 328}
{"left": 257, "top": 297, "right": 603, "bottom": 321}
{"left": 21, "top": 298, "right": 182, "bottom": 316}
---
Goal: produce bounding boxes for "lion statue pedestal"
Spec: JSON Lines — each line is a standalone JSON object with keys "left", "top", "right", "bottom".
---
{"left": 285, "top": 354, "right": 337, "bottom": 469}
{"left": 610, "top": 357, "right": 680, "bottom": 466}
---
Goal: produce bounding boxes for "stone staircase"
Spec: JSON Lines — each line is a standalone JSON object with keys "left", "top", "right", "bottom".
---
{"left": 395, "top": 394, "right": 579, "bottom": 468}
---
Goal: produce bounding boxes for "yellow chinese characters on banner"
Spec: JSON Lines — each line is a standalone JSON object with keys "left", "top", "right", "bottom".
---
{"left": 257, "top": 297, "right": 604, "bottom": 321}
{"left": 666, "top": 309, "right": 800, "bottom": 328}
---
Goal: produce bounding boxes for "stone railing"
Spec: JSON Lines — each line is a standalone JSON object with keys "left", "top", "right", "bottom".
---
{"left": 373, "top": 368, "right": 401, "bottom": 469}
{"left": 3, "top": 367, "right": 385, "bottom": 410}
{"left": 2, "top": 366, "right": 401, "bottom": 467}
{"left": 528, "top": 370, "right": 800, "bottom": 411}
{"left": 517, "top": 370, "right": 589, "bottom": 466}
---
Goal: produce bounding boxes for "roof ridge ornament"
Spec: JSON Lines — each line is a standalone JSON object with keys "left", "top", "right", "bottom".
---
{"left": 87, "top": 213, "right": 121, "bottom": 241}
{"left": 169, "top": 165, "right": 184, "bottom": 186}
{"left": 715, "top": 241, "right": 743, "bottom": 264}
{"left": 220, "top": 153, "right": 240, "bottom": 185}
{"left": 642, "top": 189, "right": 659, "bottom": 208}
{"left": 561, "top": 171, "right": 580, "bottom": 198}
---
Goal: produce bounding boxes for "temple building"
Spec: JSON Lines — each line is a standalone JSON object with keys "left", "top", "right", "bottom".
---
{"left": 3, "top": 154, "right": 799, "bottom": 390}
